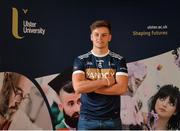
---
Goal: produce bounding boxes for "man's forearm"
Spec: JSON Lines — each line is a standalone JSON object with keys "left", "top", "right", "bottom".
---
{"left": 73, "top": 78, "right": 108, "bottom": 94}
{"left": 94, "top": 83, "right": 128, "bottom": 95}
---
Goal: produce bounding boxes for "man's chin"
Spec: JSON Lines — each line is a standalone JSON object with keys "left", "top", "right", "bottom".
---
{"left": 64, "top": 112, "right": 79, "bottom": 128}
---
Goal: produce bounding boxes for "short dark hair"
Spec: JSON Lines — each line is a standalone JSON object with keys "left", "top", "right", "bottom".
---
{"left": 90, "top": 20, "right": 112, "bottom": 34}
{"left": 61, "top": 81, "right": 75, "bottom": 94}
{"left": 59, "top": 81, "right": 75, "bottom": 102}
{"left": 149, "top": 84, "right": 180, "bottom": 129}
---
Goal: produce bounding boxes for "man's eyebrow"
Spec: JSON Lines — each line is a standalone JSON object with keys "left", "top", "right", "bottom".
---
{"left": 67, "top": 100, "right": 74, "bottom": 104}
{"left": 94, "top": 33, "right": 109, "bottom": 35}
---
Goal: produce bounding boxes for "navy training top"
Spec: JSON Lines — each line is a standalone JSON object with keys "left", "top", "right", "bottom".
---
{"left": 73, "top": 50, "right": 128, "bottom": 120}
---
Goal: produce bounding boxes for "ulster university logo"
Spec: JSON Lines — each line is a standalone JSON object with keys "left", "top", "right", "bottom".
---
{"left": 12, "top": 7, "right": 46, "bottom": 39}
{"left": 12, "top": 7, "right": 24, "bottom": 39}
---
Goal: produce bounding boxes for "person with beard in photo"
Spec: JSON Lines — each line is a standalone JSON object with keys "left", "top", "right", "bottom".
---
{"left": 48, "top": 70, "right": 81, "bottom": 130}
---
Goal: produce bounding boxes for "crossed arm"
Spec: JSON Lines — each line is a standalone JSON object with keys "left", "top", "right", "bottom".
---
{"left": 72, "top": 73, "right": 128, "bottom": 95}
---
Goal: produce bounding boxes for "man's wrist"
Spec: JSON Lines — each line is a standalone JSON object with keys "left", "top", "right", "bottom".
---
{"left": 105, "top": 77, "right": 110, "bottom": 87}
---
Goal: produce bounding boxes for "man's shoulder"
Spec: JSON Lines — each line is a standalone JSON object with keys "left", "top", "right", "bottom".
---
{"left": 55, "top": 119, "right": 67, "bottom": 129}
{"left": 109, "top": 51, "right": 124, "bottom": 60}
{"left": 77, "top": 51, "right": 92, "bottom": 60}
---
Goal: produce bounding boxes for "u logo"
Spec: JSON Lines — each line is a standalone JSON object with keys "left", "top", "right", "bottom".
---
{"left": 12, "top": 7, "right": 24, "bottom": 39}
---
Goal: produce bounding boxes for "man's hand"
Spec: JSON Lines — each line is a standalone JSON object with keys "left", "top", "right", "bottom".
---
{"left": 105, "top": 74, "right": 115, "bottom": 87}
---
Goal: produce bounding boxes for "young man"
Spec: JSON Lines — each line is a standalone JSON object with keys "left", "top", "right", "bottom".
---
{"left": 72, "top": 20, "right": 128, "bottom": 130}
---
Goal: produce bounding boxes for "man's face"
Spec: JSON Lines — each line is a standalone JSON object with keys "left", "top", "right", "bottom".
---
{"left": 0, "top": 73, "right": 33, "bottom": 120}
{"left": 59, "top": 91, "right": 81, "bottom": 127}
{"left": 91, "top": 27, "right": 111, "bottom": 49}
{"left": 60, "top": 91, "right": 80, "bottom": 117}
{"left": 8, "top": 87, "right": 23, "bottom": 114}
{"left": 8, "top": 78, "right": 24, "bottom": 114}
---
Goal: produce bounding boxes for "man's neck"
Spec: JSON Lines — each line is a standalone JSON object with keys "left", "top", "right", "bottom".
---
{"left": 63, "top": 119, "right": 75, "bottom": 130}
{"left": 92, "top": 48, "right": 109, "bottom": 56}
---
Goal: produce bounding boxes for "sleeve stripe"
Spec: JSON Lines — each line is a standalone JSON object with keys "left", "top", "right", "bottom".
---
{"left": 116, "top": 72, "right": 128, "bottom": 76}
{"left": 73, "top": 70, "right": 85, "bottom": 75}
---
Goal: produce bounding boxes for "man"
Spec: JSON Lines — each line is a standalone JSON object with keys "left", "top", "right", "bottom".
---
{"left": 0, "top": 72, "right": 26, "bottom": 130}
{"left": 56, "top": 81, "right": 80, "bottom": 130}
{"left": 72, "top": 20, "right": 128, "bottom": 130}
{"left": 48, "top": 69, "right": 81, "bottom": 130}
{"left": 0, "top": 72, "right": 52, "bottom": 130}
{"left": 0, "top": 72, "right": 23, "bottom": 119}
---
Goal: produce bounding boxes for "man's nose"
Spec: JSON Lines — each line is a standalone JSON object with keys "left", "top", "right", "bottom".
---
{"left": 97, "top": 35, "right": 103, "bottom": 40}
{"left": 74, "top": 103, "right": 80, "bottom": 112}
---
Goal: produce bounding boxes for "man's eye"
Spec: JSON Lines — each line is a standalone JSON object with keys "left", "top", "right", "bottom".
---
{"left": 68, "top": 102, "right": 74, "bottom": 106}
{"left": 77, "top": 99, "right": 81, "bottom": 105}
{"left": 102, "top": 34, "right": 108, "bottom": 37}
{"left": 94, "top": 34, "right": 99, "bottom": 37}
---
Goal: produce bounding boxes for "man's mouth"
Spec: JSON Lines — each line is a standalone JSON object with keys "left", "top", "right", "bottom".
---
{"left": 72, "top": 113, "right": 79, "bottom": 118}
{"left": 96, "top": 41, "right": 103, "bottom": 44}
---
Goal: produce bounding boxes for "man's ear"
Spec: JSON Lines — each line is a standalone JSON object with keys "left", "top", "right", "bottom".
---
{"left": 90, "top": 34, "right": 93, "bottom": 41}
{"left": 58, "top": 103, "right": 63, "bottom": 112}
{"left": 108, "top": 34, "right": 112, "bottom": 42}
